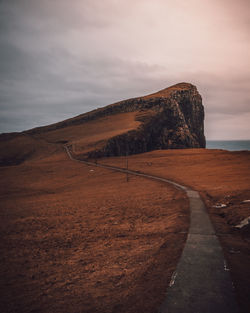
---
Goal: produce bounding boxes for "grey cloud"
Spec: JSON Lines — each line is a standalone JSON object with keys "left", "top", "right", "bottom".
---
{"left": 0, "top": 0, "right": 249, "bottom": 139}
{"left": 0, "top": 37, "right": 169, "bottom": 132}
{"left": 0, "top": 0, "right": 121, "bottom": 35}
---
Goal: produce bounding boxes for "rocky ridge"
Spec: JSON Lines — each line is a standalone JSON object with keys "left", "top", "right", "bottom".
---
{"left": 0, "top": 82, "right": 206, "bottom": 165}
{"left": 86, "top": 82, "right": 205, "bottom": 158}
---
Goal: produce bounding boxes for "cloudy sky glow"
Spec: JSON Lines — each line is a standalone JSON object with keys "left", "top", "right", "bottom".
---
{"left": 0, "top": 0, "right": 249, "bottom": 139}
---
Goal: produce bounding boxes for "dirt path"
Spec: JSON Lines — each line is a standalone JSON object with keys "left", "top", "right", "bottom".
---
{"left": 65, "top": 146, "right": 239, "bottom": 312}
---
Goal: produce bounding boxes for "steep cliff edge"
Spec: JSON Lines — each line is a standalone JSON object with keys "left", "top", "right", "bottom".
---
{"left": 0, "top": 82, "right": 205, "bottom": 165}
{"left": 86, "top": 82, "right": 205, "bottom": 157}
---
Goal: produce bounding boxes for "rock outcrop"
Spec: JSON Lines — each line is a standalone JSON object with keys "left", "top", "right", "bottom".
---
{"left": 1, "top": 82, "right": 205, "bottom": 166}
{"left": 87, "top": 82, "right": 205, "bottom": 158}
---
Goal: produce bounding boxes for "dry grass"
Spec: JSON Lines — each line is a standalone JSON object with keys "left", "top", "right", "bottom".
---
{"left": 35, "top": 112, "right": 141, "bottom": 154}
{"left": 0, "top": 151, "right": 188, "bottom": 313}
{"left": 1, "top": 145, "right": 250, "bottom": 312}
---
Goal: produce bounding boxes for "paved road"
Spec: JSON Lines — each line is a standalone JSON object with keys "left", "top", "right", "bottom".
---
{"left": 64, "top": 146, "right": 239, "bottom": 313}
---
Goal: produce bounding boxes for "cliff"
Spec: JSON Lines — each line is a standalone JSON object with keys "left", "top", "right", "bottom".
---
{"left": 86, "top": 82, "right": 205, "bottom": 158}
{"left": 0, "top": 82, "right": 205, "bottom": 165}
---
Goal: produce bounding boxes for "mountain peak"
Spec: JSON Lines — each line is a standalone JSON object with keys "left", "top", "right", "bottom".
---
{"left": 142, "top": 82, "right": 196, "bottom": 100}
{"left": 0, "top": 82, "right": 205, "bottom": 166}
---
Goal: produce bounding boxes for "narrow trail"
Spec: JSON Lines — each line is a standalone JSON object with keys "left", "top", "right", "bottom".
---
{"left": 64, "top": 146, "right": 239, "bottom": 313}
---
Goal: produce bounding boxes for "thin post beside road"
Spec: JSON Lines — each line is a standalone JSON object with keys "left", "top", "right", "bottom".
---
{"left": 126, "top": 158, "right": 129, "bottom": 182}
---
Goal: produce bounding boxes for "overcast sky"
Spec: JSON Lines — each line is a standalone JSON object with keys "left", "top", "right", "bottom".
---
{"left": 0, "top": 0, "right": 249, "bottom": 139}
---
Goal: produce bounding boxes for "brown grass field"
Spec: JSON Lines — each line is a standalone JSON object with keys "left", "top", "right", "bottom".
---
{"left": 0, "top": 149, "right": 189, "bottom": 313}
{"left": 1, "top": 146, "right": 250, "bottom": 313}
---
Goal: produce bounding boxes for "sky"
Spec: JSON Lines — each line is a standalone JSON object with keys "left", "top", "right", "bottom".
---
{"left": 0, "top": 0, "right": 249, "bottom": 140}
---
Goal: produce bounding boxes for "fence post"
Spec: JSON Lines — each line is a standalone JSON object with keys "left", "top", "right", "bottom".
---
{"left": 126, "top": 156, "right": 129, "bottom": 182}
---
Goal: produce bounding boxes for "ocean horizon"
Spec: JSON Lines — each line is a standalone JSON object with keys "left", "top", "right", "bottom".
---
{"left": 206, "top": 140, "right": 250, "bottom": 151}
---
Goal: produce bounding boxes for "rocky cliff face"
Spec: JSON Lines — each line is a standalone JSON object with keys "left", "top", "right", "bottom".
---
{"left": 87, "top": 83, "right": 205, "bottom": 158}
{"left": 0, "top": 82, "right": 205, "bottom": 165}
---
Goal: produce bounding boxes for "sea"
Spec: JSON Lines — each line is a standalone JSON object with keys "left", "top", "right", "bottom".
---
{"left": 206, "top": 140, "right": 250, "bottom": 151}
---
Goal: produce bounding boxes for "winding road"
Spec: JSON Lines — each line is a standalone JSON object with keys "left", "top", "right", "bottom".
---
{"left": 64, "top": 146, "right": 239, "bottom": 313}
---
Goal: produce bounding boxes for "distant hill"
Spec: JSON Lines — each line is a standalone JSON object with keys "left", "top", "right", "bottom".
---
{"left": 0, "top": 82, "right": 205, "bottom": 165}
